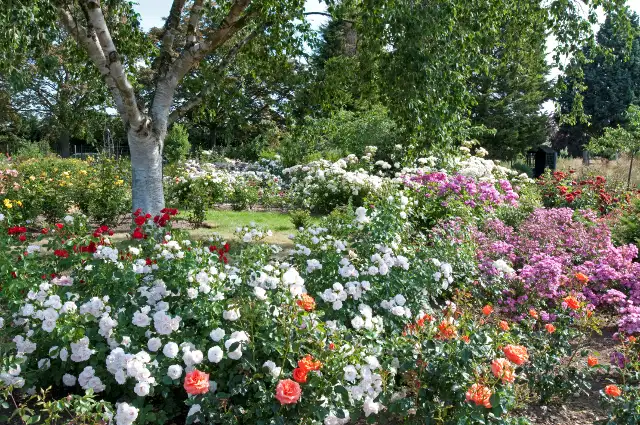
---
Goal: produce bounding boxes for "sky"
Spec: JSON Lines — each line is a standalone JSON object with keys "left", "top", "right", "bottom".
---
{"left": 134, "top": 0, "right": 329, "bottom": 30}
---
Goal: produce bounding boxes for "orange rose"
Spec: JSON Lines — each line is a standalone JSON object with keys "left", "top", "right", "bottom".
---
{"left": 502, "top": 345, "right": 529, "bottom": 365}
{"left": 491, "top": 358, "right": 515, "bottom": 384}
{"left": 529, "top": 309, "right": 538, "bottom": 319}
{"left": 482, "top": 305, "right": 494, "bottom": 316}
{"left": 465, "top": 383, "right": 492, "bottom": 408}
{"left": 563, "top": 296, "right": 580, "bottom": 310}
{"left": 184, "top": 369, "right": 210, "bottom": 395}
{"left": 604, "top": 385, "right": 621, "bottom": 397}
{"left": 629, "top": 336, "right": 637, "bottom": 343}
{"left": 545, "top": 324, "right": 556, "bottom": 334}
{"left": 296, "top": 294, "right": 316, "bottom": 312}
{"left": 437, "top": 320, "right": 457, "bottom": 340}
{"left": 499, "top": 321, "right": 509, "bottom": 331}
{"left": 298, "top": 355, "right": 322, "bottom": 372}
{"left": 275, "top": 379, "right": 302, "bottom": 404}
{"left": 587, "top": 356, "right": 598, "bottom": 367}
{"left": 575, "top": 272, "right": 589, "bottom": 283}
{"left": 461, "top": 335, "right": 470, "bottom": 344}
{"left": 292, "top": 367, "right": 308, "bottom": 383}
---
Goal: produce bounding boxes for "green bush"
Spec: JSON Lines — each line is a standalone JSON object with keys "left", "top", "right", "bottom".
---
{"left": 289, "top": 209, "right": 311, "bottom": 229}
{"left": 164, "top": 124, "right": 191, "bottom": 163}
{"left": 613, "top": 197, "right": 640, "bottom": 246}
{"left": 512, "top": 162, "right": 534, "bottom": 178}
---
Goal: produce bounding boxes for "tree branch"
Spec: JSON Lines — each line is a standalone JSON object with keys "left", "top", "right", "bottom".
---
{"left": 58, "top": 7, "right": 127, "bottom": 122}
{"left": 168, "top": 25, "right": 264, "bottom": 124}
{"left": 83, "top": 0, "right": 147, "bottom": 132}
{"left": 186, "top": 0, "right": 205, "bottom": 48}
{"left": 153, "top": 0, "right": 257, "bottom": 133}
{"left": 303, "top": 12, "right": 355, "bottom": 24}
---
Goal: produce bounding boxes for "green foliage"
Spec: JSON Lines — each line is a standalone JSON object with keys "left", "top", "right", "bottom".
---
{"left": 614, "top": 197, "right": 640, "bottom": 245}
{"left": 556, "top": 13, "right": 640, "bottom": 155}
{"left": 164, "top": 124, "right": 191, "bottom": 163}
{"left": 512, "top": 162, "right": 534, "bottom": 178}
{"left": 289, "top": 209, "right": 311, "bottom": 229}
{"left": 279, "top": 106, "right": 401, "bottom": 167}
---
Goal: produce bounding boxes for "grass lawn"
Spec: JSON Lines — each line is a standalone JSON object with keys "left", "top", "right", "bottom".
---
{"left": 200, "top": 209, "right": 297, "bottom": 246}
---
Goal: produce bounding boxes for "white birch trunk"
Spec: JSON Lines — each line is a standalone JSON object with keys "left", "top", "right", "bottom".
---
{"left": 129, "top": 130, "right": 165, "bottom": 214}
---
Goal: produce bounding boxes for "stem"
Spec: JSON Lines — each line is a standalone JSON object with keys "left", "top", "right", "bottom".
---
{"left": 628, "top": 153, "right": 634, "bottom": 190}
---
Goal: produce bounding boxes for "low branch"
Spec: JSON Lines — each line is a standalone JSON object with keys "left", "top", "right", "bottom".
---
{"left": 168, "top": 25, "right": 264, "bottom": 124}
{"left": 185, "top": 0, "right": 205, "bottom": 48}
{"left": 84, "top": 0, "right": 147, "bottom": 132}
{"left": 303, "top": 12, "right": 355, "bottom": 24}
{"left": 58, "top": 7, "right": 127, "bottom": 122}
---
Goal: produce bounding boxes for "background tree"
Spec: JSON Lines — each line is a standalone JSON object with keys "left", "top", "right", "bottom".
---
{"left": 587, "top": 104, "right": 640, "bottom": 188}
{"left": 470, "top": 4, "right": 552, "bottom": 162}
{"left": 556, "top": 12, "right": 640, "bottom": 155}
{"left": 1, "top": 0, "right": 310, "bottom": 214}
{"left": 7, "top": 36, "right": 112, "bottom": 157}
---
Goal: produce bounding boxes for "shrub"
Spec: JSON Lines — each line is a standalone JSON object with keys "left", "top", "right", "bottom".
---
{"left": 164, "top": 124, "right": 191, "bottom": 163}
{"left": 614, "top": 197, "right": 640, "bottom": 246}
{"left": 289, "top": 209, "right": 311, "bottom": 229}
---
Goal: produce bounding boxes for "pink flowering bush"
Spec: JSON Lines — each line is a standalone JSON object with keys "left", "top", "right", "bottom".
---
{"left": 404, "top": 171, "right": 520, "bottom": 228}
{"left": 467, "top": 208, "right": 640, "bottom": 335}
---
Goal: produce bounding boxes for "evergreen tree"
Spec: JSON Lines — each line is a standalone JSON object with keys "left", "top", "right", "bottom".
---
{"left": 470, "top": 6, "right": 552, "bottom": 161}
{"left": 556, "top": 13, "right": 640, "bottom": 155}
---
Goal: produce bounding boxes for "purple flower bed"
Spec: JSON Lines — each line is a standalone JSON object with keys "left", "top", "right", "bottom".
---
{"left": 469, "top": 208, "right": 640, "bottom": 335}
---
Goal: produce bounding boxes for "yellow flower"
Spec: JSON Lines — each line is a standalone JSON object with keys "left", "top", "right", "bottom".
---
{"left": 29, "top": 175, "right": 36, "bottom": 181}
{"left": 115, "top": 179, "right": 124, "bottom": 186}
{"left": 3, "top": 199, "right": 12, "bottom": 209}
{"left": 16, "top": 200, "right": 22, "bottom": 207}
{"left": 79, "top": 170, "right": 88, "bottom": 176}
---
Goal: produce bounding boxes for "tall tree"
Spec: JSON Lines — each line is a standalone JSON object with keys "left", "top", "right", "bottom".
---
{"left": 470, "top": 3, "right": 552, "bottom": 161}
{"left": 556, "top": 12, "right": 640, "bottom": 155}
{"left": 8, "top": 36, "right": 111, "bottom": 156}
{"left": 1, "top": 0, "right": 309, "bottom": 214}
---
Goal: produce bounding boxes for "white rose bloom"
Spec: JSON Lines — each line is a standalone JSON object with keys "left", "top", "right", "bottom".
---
{"left": 163, "top": 342, "right": 179, "bottom": 358}
{"left": 208, "top": 346, "right": 224, "bottom": 363}
{"left": 147, "top": 338, "right": 162, "bottom": 352}
{"left": 343, "top": 365, "right": 358, "bottom": 383}
{"left": 134, "top": 381, "right": 151, "bottom": 397}
{"left": 210, "top": 328, "right": 225, "bottom": 342}
{"left": 167, "top": 364, "right": 183, "bottom": 380}
{"left": 115, "top": 403, "right": 139, "bottom": 425}
{"left": 62, "top": 374, "right": 76, "bottom": 386}
{"left": 363, "top": 397, "right": 381, "bottom": 417}
{"left": 222, "top": 308, "right": 241, "bottom": 321}
{"left": 254, "top": 287, "right": 267, "bottom": 300}
{"left": 187, "top": 404, "right": 201, "bottom": 417}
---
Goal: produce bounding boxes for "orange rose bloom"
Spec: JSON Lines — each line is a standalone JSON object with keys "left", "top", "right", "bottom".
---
{"left": 575, "top": 272, "right": 589, "bottom": 283}
{"left": 296, "top": 294, "right": 316, "bottom": 312}
{"left": 465, "top": 383, "right": 492, "bottom": 408}
{"left": 292, "top": 367, "right": 308, "bottom": 383}
{"left": 564, "top": 296, "right": 580, "bottom": 310}
{"left": 604, "top": 385, "right": 622, "bottom": 397}
{"left": 437, "top": 320, "right": 457, "bottom": 340}
{"left": 461, "top": 335, "right": 470, "bottom": 344}
{"left": 502, "top": 345, "right": 529, "bottom": 365}
{"left": 499, "top": 321, "right": 509, "bottom": 331}
{"left": 587, "top": 356, "right": 598, "bottom": 367}
{"left": 491, "top": 358, "right": 515, "bottom": 384}
{"left": 482, "top": 305, "right": 494, "bottom": 316}
{"left": 298, "top": 355, "right": 322, "bottom": 372}
{"left": 184, "top": 369, "right": 210, "bottom": 395}
{"left": 545, "top": 324, "right": 556, "bottom": 334}
{"left": 529, "top": 309, "right": 538, "bottom": 319}
{"left": 629, "top": 336, "right": 637, "bottom": 343}
{"left": 275, "top": 379, "right": 302, "bottom": 404}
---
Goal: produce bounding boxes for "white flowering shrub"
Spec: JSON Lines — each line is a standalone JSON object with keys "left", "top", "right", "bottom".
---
{"left": 1, "top": 189, "right": 542, "bottom": 425}
{"left": 283, "top": 149, "right": 389, "bottom": 213}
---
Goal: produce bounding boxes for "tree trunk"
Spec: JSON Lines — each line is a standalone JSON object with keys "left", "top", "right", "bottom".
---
{"left": 129, "top": 130, "right": 165, "bottom": 215}
{"left": 59, "top": 129, "right": 71, "bottom": 158}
